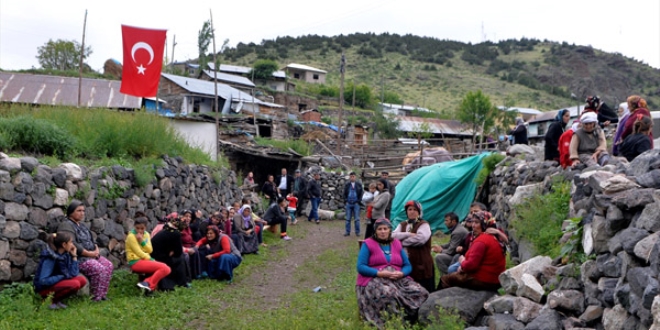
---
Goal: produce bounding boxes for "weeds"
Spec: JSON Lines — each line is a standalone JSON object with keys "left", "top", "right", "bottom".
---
{"left": 474, "top": 153, "right": 505, "bottom": 185}
{"left": 254, "top": 136, "right": 312, "bottom": 156}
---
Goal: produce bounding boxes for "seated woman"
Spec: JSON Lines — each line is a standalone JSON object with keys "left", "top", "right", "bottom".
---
{"left": 179, "top": 210, "right": 203, "bottom": 280}
{"left": 618, "top": 115, "right": 653, "bottom": 162}
{"left": 126, "top": 215, "right": 171, "bottom": 293}
{"left": 232, "top": 205, "right": 260, "bottom": 254}
{"left": 356, "top": 218, "right": 429, "bottom": 328}
{"left": 196, "top": 225, "right": 242, "bottom": 282}
{"left": 34, "top": 232, "right": 87, "bottom": 309}
{"left": 151, "top": 215, "right": 189, "bottom": 290}
{"left": 57, "top": 200, "right": 113, "bottom": 301}
{"left": 569, "top": 112, "right": 609, "bottom": 167}
{"left": 440, "top": 211, "right": 506, "bottom": 291}
{"left": 262, "top": 197, "right": 292, "bottom": 240}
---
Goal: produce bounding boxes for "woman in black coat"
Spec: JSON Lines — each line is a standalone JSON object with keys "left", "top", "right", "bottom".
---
{"left": 151, "top": 217, "right": 188, "bottom": 290}
{"left": 544, "top": 109, "right": 570, "bottom": 161}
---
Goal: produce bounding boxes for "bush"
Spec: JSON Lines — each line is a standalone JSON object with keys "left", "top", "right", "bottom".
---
{"left": 254, "top": 137, "right": 312, "bottom": 156}
{"left": 474, "top": 153, "right": 505, "bottom": 185}
{"left": 0, "top": 116, "right": 77, "bottom": 158}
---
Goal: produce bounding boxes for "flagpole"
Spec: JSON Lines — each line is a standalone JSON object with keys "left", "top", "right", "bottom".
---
{"left": 336, "top": 52, "right": 345, "bottom": 155}
{"left": 210, "top": 9, "right": 220, "bottom": 163}
{"left": 77, "top": 9, "right": 87, "bottom": 108}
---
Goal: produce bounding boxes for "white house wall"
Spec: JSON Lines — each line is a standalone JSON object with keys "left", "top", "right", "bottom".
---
{"left": 170, "top": 119, "right": 218, "bottom": 161}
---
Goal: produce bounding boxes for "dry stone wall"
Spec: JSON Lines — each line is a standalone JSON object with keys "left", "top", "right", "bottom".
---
{"left": 0, "top": 153, "right": 242, "bottom": 283}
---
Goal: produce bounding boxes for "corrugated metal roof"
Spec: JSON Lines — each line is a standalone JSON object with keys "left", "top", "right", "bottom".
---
{"left": 528, "top": 105, "right": 582, "bottom": 123}
{"left": 285, "top": 63, "right": 327, "bottom": 74}
{"left": 497, "top": 106, "right": 543, "bottom": 115}
{"left": 201, "top": 70, "right": 255, "bottom": 87}
{"left": 161, "top": 73, "right": 284, "bottom": 108}
{"left": 210, "top": 63, "right": 286, "bottom": 79}
{"left": 380, "top": 102, "right": 431, "bottom": 112}
{"left": 395, "top": 116, "right": 472, "bottom": 136}
{"left": 0, "top": 72, "right": 141, "bottom": 109}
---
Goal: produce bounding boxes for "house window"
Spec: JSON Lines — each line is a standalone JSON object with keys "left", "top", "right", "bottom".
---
{"left": 313, "top": 74, "right": 319, "bottom": 80}
{"left": 294, "top": 73, "right": 300, "bottom": 79}
{"left": 538, "top": 123, "right": 545, "bottom": 136}
{"left": 298, "top": 104, "right": 306, "bottom": 111}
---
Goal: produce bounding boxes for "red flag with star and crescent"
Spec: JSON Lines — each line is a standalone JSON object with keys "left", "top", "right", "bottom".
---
{"left": 120, "top": 25, "right": 167, "bottom": 97}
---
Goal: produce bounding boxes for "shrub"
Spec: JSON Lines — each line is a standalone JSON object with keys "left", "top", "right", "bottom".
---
{"left": 254, "top": 137, "right": 312, "bottom": 156}
{"left": 0, "top": 116, "right": 76, "bottom": 158}
{"left": 474, "top": 153, "right": 505, "bottom": 185}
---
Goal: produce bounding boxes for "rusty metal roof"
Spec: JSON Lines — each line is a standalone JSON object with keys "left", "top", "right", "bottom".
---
{"left": 0, "top": 72, "right": 141, "bottom": 109}
{"left": 395, "top": 116, "right": 473, "bottom": 136}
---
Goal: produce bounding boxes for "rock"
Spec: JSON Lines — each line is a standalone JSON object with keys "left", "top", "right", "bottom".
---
{"left": 582, "top": 222, "right": 594, "bottom": 255}
{"left": 627, "top": 149, "right": 660, "bottom": 177}
{"left": 619, "top": 228, "right": 651, "bottom": 255}
{"left": 636, "top": 169, "right": 660, "bottom": 188}
{"left": 27, "top": 208, "right": 48, "bottom": 228}
{"left": 0, "top": 260, "right": 10, "bottom": 281}
{"left": 488, "top": 313, "right": 525, "bottom": 330}
{"left": 627, "top": 267, "right": 654, "bottom": 297}
{"left": 601, "top": 175, "right": 640, "bottom": 194}
{"left": 524, "top": 309, "right": 562, "bottom": 330}
{"left": 650, "top": 242, "right": 660, "bottom": 274}
{"left": 558, "top": 276, "right": 583, "bottom": 290}
{"left": 643, "top": 277, "right": 659, "bottom": 310}
{"left": 19, "top": 157, "right": 39, "bottom": 173}
{"left": 32, "top": 192, "right": 54, "bottom": 210}
{"left": 46, "top": 207, "right": 64, "bottom": 220}
{"left": 54, "top": 188, "right": 69, "bottom": 206}
{"left": 51, "top": 167, "right": 67, "bottom": 187}
{"left": 509, "top": 183, "right": 543, "bottom": 205}
{"left": 608, "top": 230, "right": 625, "bottom": 254}
{"left": 548, "top": 290, "right": 585, "bottom": 314}
{"left": 605, "top": 204, "right": 627, "bottom": 236}
{"left": 0, "top": 157, "right": 21, "bottom": 173}
{"left": 419, "top": 287, "right": 495, "bottom": 324}
{"left": 591, "top": 215, "right": 611, "bottom": 254}
{"left": 614, "top": 283, "right": 632, "bottom": 309}
{"left": 12, "top": 172, "right": 33, "bottom": 194}
{"left": 580, "top": 305, "right": 604, "bottom": 324}
{"left": 485, "top": 295, "right": 516, "bottom": 315}
{"left": 19, "top": 222, "right": 39, "bottom": 240}
{"left": 603, "top": 304, "right": 629, "bottom": 330}
{"left": 507, "top": 144, "right": 536, "bottom": 156}
{"left": 2, "top": 221, "right": 20, "bottom": 239}
{"left": 636, "top": 202, "right": 660, "bottom": 233}
{"left": 4, "top": 202, "right": 28, "bottom": 221}
{"left": 597, "top": 253, "right": 622, "bottom": 278}
{"left": 0, "top": 182, "right": 13, "bottom": 201}
{"left": 516, "top": 273, "right": 545, "bottom": 303}
{"left": 8, "top": 249, "right": 27, "bottom": 266}
{"left": 611, "top": 188, "right": 655, "bottom": 210}
{"left": 513, "top": 297, "right": 543, "bottom": 323}
{"left": 111, "top": 165, "right": 127, "bottom": 180}
{"left": 650, "top": 296, "right": 660, "bottom": 330}
{"left": 634, "top": 233, "right": 659, "bottom": 261}
{"left": 34, "top": 165, "right": 53, "bottom": 185}
{"left": 59, "top": 163, "right": 83, "bottom": 181}
{"left": 619, "top": 251, "right": 643, "bottom": 281}
{"left": 586, "top": 171, "right": 614, "bottom": 194}
{"left": 23, "top": 258, "right": 38, "bottom": 277}
{"left": 561, "top": 316, "right": 587, "bottom": 329}
{"left": 0, "top": 240, "right": 8, "bottom": 259}
{"left": 599, "top": 277, "right": 619, "bottom": 307}
{"left": 499, "top": 256, "right": 552, "bottom": 295}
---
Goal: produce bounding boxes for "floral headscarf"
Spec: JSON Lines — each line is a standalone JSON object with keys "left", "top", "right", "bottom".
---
{"left": 238, "top": 205, "right": 252, "bottom": 229}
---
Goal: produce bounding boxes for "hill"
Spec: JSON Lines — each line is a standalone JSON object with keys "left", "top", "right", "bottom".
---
{"left": 216, "top": 33, "right": 660, "bottom": 113}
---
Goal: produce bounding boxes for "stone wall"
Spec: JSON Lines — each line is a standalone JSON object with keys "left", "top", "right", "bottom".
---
{"left": 0, "top": 153, "right": 242, "bottom": 283}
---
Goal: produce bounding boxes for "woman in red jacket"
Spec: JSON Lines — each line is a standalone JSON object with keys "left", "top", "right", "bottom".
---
{"left": 196, "top": 225, "right": 242, "bottom": 282}
{"left": 619, "top": 95, "right": 653, "bottom": 148}
{"left": 439, "top": 211, "right": 506, "bottom": 291}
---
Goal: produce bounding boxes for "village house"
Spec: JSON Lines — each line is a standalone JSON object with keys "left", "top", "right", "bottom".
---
{"left": 169, "top": 61, "right": 199, "bottom": 77}
{"left": 284, "top": 63, "right": 327, "bottom": 84}
{"left": 209, "top": 63, "right": 292, "bottom": 92}
{"left": 198, "top": 69, "right": 255, "bottom": 93}
{"left": 526, "top": 105, "right": 581, "bottom": 141}
{"left": 379, "top": 103, "right": 432, "bottom": 116}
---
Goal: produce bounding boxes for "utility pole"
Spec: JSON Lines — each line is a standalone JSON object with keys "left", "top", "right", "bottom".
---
{"left": 77, "top": 9, "right": 87, "bottom": 108}
{"left": 380, "top": 75, "right": 385, "bottom": 104}
{"left": 352, "top": 80, "right": 356, "bottom": 111}
{"left": 171, "top": 35, "right": 177, "bottom": 67}
{"left": 336, "top": 53, "right": 345, "bottom": 155}
{"left": 251, "top": 69, "right": 260, "bottom": 137}
{"left": 210, "top": 10, "right": 220, "bottom": 162}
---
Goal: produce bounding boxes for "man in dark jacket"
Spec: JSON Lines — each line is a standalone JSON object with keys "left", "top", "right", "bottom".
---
{"left": 292, "top": 169, "right": 308, "bottom": 217}
{"left": 307, "top": 172, "right": 322, "bottom": 224}
{"left": 343, "top": 172, "right": 364, "bottom": 236}
{"left": 275, "top": 168, "right": 294, "bottom": 198}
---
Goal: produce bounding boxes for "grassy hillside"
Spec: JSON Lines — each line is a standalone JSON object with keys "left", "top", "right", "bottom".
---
{"left": 216, "top": 34, "right": 660, "bottom": 113}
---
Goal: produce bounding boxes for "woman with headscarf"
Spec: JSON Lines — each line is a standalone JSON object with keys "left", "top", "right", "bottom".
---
{"left": 179, "top": 209, "right": 203, "bottom": 280}
{"left": 392, "top": 200, "right": 435, "bottom": 293}
{"left": 570, "top": 112, "right": 609, "bottom": 167}
{"left": 196, "top": 225, "right": 242, "bottom": 282}
{"left": 509, "top": 117, "right": 528, "bottom": 145}
{"left": 356, "top": 218, "right": 429, "bottom": 328}
{"left": 440, "top": 211, "right": 505, "bottom": 291}
{"left": 545, "top": 109, "right": 570, "bottom": 161}
{"left": 559, "top": 120, "right": 580, "bottom": 169}
{"left": 231, "top": 205, "right": 260, "bottom": 254}
{"left": 612, "top": 102, "right": 631, "bottom": 156}
{"left": 190, "top": 209, "right": 203, "bottom": 242}
{"left": 619, "top": 95, "right": 653, "bottom": 147}
{"left": 151, "top": 214, "right": 189, "bottom": 290}
{"left": 365, "top": 179, "right": 390, "bottom": 239}
{"left": 56, "top": 200, "right": 113, "bottom": 301}
{"left": 619, "top": 115, "right": 653, "bottom": 161}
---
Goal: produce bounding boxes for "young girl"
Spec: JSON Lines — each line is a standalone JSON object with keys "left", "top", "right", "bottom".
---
{"left": 286, "top": 192, "right": 298, "bottom": 225}
{"left": 619, "top": 115, "right": 653, "bottom": 162}
{"left": 195, "top": 226, "right": 242, "bottom": 282}
{"left": 126, "top": 215, "right": 171, "bottom": 292}
{"left": 33, "top": 232, "right": 87, "bottom": 309}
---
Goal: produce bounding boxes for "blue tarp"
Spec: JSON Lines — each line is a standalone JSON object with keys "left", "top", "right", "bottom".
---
{"left": 390, "top": 153, "right": 490, "bottom": 234}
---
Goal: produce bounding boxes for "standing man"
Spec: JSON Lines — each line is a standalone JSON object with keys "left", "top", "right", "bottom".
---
{"left": 343, "top": 172, "right": 364, "bottom": 236}
{"left": 292, "top": 169, "right": 308, "bottom": 218}
{"left": 276, "top": 168, "right": 294, "bottom": 198}
{"left": 432, "top": 212, "right": 468, "bottom": 276}
{"left": 307, "top": 172, "right": 322, "bottom": 224}
{"left": 381, "top": 171, "right": 395, "bottom": 219}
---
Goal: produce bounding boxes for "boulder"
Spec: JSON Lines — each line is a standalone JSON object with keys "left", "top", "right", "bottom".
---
{"left": 488, "top": 313, "right": 525, "bottom": 330}
{"left": 603, "top": 304, "right": 629, "bottom": 330}
{"left": 0, "top": 157, "right": 21, "bottom": 173}
{"left": 419, "top": 287, "right": 496, "bottom": 324}
{"left": 627, "top": 267, "right": 654, "bottom": 297}
{"left": 601, "top": 175, "right": 640, "bottom": 194}
{"left": 626, "top": 149, "right": 660, "bottom": 177}
{"left": 582, "top": 222, "right": 594, "bottom": 255}
{"left": 59, "top": 163, "right": 83, "bottom": 181}
{"left": 580, "top": 305, "right": 604, "bottom": 324}
{"left": 547, "top": 289, "right": 585, "bottom": 314}
{"left": 619, "top": 227, "right": 650, "bottom": 255}
{"left": 0, "top": 240, "right": 8, "bottom": 259}
{"left": 51, "top": 167, "right": 67, "bottom": 187}
{"left": 596, "top": 253, "right": 622, "bottom": 278}
{"left": 643, "top": 277, "right": 659, "bottom": 310}
{"left": 513, "top": 297, "right": 543, "bottom": 323}
{"left": 561, "top": 316, "right": 587, "bottom": 329}
{"left": 4, "top": 202, "right": 28, "bottom": 221}
{"left": 19, "top": 157, "right": 39, "bottom": 173}
{"left": 650, "top": 296, "right": 660, "bottom": 330}
{"left": 0, "top": 260, "right": 11, "bottom": 281}
{"left": 509, "top": 183, "right": 543, "bottom": 206}
{"left": 516, "top": 273, "right": 545, "bottom": 303}
{"left": 524, "top": 309, "right": 562, "bottom": 330}
{"left": 636, "top": 169, "right": 660, "bottom": 188}
{"left": 591, "top": 215, "right": 611, "bottom": 254}
{"left": 599, "top": 277, "right": 619, "bottom": 307}
{"left": 19, "top": 222, "right": 39, "bottom": 240}
{"left": 2, "top": 221, "right": 20, "bottom": 239}
{"left": 8, "top": 249, "right": 27, "bottom": 266}
{"left": 27, "top": 208, "right": 48, "bottom": 228}
{"left": 611, "top": 188, "right": 655, "bottom": 210}
{"left": 605, "top": 204, "right": 627, "bottom": 236}
{"left": 636, "top": 202, "right": 660, "bottom": 233}
{"left": 634, "top": 233, "right": 659, "bottom": 261}
{"left": 54, "top": 188, "right": 69, "bottom": 206}
{"left": 484, "top": 295, "right": 516, "bottom": 315}
{"left": 499, "top": 256, "right": 552, "bottom": 295}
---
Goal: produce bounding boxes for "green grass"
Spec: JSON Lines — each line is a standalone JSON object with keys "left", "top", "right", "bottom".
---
{"left": 509, "top": 178, "right": 571, "bottom": 258}
{"left": 254, "top": 136, "right": 312, "bottom": 156}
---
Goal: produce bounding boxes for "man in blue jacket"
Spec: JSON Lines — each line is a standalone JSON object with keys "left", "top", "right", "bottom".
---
{"left": 343, "top": 172, "right": 364, "bottom": 236}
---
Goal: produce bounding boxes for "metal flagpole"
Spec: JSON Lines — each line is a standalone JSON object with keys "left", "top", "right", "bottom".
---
{"left": 210, "top": 9, "right": 220, "bottom": 162}
{"left": 77, "top": 9, "right": 88, "bottom": 108}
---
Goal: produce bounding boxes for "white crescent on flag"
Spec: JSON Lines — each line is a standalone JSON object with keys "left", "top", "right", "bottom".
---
{"left": 131, "top": 42, "right": 154, "bottom": 65}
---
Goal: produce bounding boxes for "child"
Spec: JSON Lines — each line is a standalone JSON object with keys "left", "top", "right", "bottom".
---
{"left": 33, "top": 232, "right": 87, "bottom": 309}
{"left": 362, "top": 182, "right": 379, "bottom": 222}
{"left": 286, "top": 192, "right": 299, "bottom": 225}
{"left": 126, "top": 215, "right": 171, "bottom": 293}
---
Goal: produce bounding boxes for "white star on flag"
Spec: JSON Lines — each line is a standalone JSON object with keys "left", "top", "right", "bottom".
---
{"left": 137, "top": 64, "right": 146, "bottom": 75}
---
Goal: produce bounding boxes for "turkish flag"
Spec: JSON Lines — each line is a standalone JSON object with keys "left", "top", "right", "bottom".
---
{"left": 120, "top": 25, "right": 167, "bottom": 97}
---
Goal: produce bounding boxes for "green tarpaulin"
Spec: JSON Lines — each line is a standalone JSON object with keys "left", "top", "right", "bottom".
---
{"left": 390, "top": 153, "right": 490, "bottom": 234}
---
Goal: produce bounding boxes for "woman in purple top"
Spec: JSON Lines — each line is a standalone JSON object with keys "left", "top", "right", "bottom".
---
{"left": 355, "top": 218, "right": 429, "bottom": 328}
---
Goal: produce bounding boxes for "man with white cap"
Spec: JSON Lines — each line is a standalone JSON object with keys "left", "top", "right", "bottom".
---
{"left": 569, "top": 112, "right": 609, "bottom": 167}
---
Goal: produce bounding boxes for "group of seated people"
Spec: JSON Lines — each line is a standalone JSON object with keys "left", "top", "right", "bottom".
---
{"left": 33, "top": 197, "right": 292, "bottom": 309}
{"left": 356, "top": 200, "right": 507, "bottom": 327}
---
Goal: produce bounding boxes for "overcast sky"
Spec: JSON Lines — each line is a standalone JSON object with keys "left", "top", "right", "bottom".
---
{"left": 1, "top": 0, "right": 659, "bottom": 72}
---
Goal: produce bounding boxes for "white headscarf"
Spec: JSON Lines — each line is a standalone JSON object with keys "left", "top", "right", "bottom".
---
{"left": 619, "top": 102, "right": 630, "bottom": 119}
